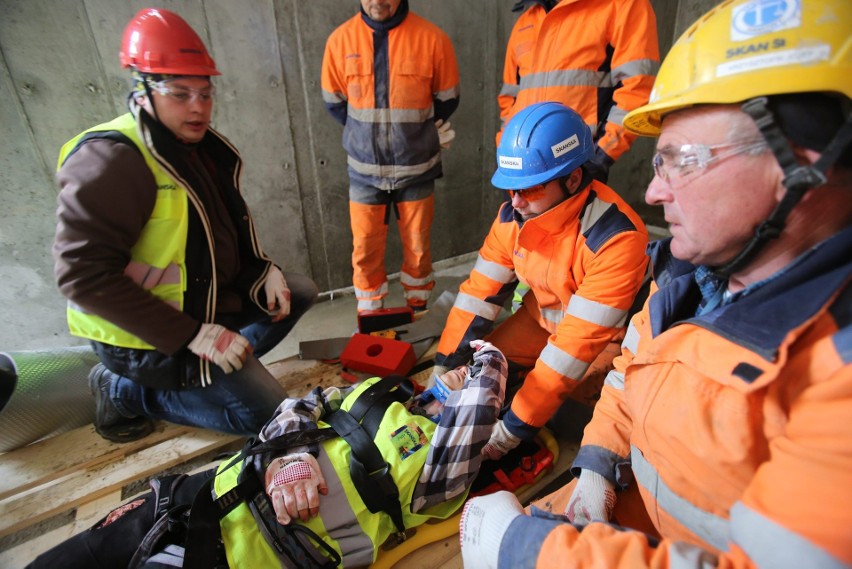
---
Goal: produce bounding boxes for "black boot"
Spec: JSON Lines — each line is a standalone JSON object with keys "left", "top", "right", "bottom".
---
{"left": 88, "top": 363, "right": 154, "bottom": 443}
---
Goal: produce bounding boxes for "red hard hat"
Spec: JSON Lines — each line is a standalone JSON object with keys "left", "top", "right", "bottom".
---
{"left": 119, "top": 8, "right": 220, "bottom": 76}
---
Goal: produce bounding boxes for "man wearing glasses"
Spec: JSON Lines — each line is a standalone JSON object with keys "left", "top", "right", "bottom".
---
{"left": 53, "top": 8, "right": 318, "bottom": 442}
{"left": 432, "top": 101, "right": 649, "bottom": 461}
{"left": 459, "top": 0, "right": 852, "bottom": 566}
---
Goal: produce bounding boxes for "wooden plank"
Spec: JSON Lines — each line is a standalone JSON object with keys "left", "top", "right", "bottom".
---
{"left": 392, "top": 535, "right": 462, "bottom": 569}
{"left": 0, "top": 422, "right": 193, "bottom": 501}
{"left": 0, "top": 428, "right": 241, "bottom": 538}
{"left": 267, "top": 358, "right": 344, "bottom": 394}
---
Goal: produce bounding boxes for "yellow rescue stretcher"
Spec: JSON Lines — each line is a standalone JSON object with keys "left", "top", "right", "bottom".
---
{"left": 372, "top": 428, "right": 560, "bottom": 568}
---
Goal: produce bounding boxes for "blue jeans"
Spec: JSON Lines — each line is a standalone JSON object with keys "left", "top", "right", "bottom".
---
{"left": 110, "top": 271, "right": 318, "bottom": 435}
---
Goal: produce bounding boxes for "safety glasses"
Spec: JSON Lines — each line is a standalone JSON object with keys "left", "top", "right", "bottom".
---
{"left": 652, "top": 139, "right": 767, "bottom": 188}
{"left": 507, "top": 184, "right": 548, "bottom": 202}
{"left": 147, "top": 80, "right": 216, "bottom": 104}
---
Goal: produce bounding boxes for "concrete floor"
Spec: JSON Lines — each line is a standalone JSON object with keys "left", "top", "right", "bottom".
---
{"left": 259, "top": 252, "right": 477, "bottom": 365}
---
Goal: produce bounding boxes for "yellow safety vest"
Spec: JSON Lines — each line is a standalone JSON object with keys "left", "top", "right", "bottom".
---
{"left": 215, "top": 377, "right": 466, "bottom": 568}
{"left": 57, "top": 113, "right": 188, "bottom": 350}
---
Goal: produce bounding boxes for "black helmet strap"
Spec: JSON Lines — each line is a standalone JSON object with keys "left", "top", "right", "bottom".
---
{"left": 711, "top": 96, "right": 852, "bottom": 278}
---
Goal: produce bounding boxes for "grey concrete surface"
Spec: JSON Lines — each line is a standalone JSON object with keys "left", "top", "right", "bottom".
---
{"left": 0, "top": 0, "right": 715, "bottom": 351}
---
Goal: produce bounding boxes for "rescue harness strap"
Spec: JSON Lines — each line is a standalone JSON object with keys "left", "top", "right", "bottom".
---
{"left": 322, "top": 375, "right": 414, "bottom": 541}
{"left": 181, "top": 375, "right": 415, "bottom": 568}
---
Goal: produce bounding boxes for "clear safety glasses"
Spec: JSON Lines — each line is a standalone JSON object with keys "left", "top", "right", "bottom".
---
{"left": 147, "top": 80, "right": 216, "bottom": 104}
{"left": 507, "top": 183, "right": 548, "bottom": 202}
{"left": 652, "top": 139, "right": 768, "bottom": 188}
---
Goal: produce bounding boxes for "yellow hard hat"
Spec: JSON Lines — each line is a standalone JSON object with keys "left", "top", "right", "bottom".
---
{"left": 624, "top": 0, "right": 852, "bottom": 136}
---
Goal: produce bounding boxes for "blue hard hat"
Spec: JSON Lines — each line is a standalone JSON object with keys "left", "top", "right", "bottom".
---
{"left": 492, "top": 102, "right": 595, "bottom": 190}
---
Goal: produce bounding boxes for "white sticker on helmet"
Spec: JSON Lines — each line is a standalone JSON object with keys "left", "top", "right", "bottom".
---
{"left": 731, "top": 0, "right": 801, "bottom": 42}
{"left": 499, "top": 156, "right": 523, "bottom": 170}
{"left": 716, "top": 44, "right": 829, "bottom": 77}
{"left": 551, "top": 134, "right": 579, "bottom": 158}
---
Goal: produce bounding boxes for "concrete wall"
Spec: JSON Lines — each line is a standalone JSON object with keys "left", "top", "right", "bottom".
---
{"left": 0, "top": 0, "right": 717, "bottom": 350}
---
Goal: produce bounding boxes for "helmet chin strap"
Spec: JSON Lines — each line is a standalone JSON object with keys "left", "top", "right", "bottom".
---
{"left": 711, "top": 97, "right": 852, "bottom": 279}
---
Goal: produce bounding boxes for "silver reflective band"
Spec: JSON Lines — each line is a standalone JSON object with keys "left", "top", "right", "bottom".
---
{"left": 454, "top": 292, "right": 503, "bottom": 321}
{"left": 631, "top": 445, "right": 730, "bottom": 551}
{"left": 566, "top": 295, "right": 627, "bottom": 328}
{"left": 730, "top": 502, "right": 847, "bottom": 569}
{"left": 539, "top": 343, "right": 590, "bottom": 380}
{"left": 473, "top": 255, "right": 516, "bottom": 284}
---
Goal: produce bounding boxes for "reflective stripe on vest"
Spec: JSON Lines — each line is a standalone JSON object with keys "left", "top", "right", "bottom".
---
{"left": 216, "top": 377, "right": 464, "bottom": 568}
{"left": 58, "top": 113, "right": 188, "bottom": 350}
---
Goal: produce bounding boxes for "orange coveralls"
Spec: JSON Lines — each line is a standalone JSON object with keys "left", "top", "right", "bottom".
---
{"left": 498, "top": 0, "right": 659, "bottom": 164}
{"left": 321, "top": 6, "right": 459, "bottom": 311}
{"left": 436, "top": 180, "right": 648, "bottom": 438}
{"left": 510, "top": 232, "right": 852, "bottom": 567}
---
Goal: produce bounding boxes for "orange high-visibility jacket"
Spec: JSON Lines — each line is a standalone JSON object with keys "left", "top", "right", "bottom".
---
{"left": 498, "top": 0, "right": 659, "bottom": 161}
{"left": 508, "top": 232, "right": 852, "bottom": 567}
{"left": 321, "top": 7, "right": 459, "bottom": 191}
{"left": 436, "top": 181, "right": 648, "bottom": 433}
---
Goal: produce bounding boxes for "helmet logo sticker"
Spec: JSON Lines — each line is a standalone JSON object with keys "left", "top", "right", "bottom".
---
{"left": 717, "top": 43, "right": 829, "bottom": 77}
{"left": 552, "top": 134, "right": 579, "bottom": 158}
{"left": 731, "top": 0, "right": 801, "bottom": 41}
{"left": 499, "top": 156, "right": 523, "bottom": 170}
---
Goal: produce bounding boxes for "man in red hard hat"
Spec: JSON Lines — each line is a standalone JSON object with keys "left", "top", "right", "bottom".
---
{"left": 53, "top": 8, "right": 318, "bottom": 442}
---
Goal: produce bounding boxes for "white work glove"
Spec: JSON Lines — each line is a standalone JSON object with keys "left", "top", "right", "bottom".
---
{"left": 264, "top": 266, "right": 291, "bottom": 322}
{"left": 435, "top": 119, "right": 456, "bottom": 149}
{"left": 265, "top": 452, "right": 328, "bottom": 524}
{"left": 565, "top": 468, "right": 617, "bottom": 524}
{"left": 460, "top": 491, "right": 524, "bottom": 569}
{"left": 481, "top": 419, "right": 522, "bottom": 461}
{"left": 187, "top": 323, "right": 252, "bottom": 374}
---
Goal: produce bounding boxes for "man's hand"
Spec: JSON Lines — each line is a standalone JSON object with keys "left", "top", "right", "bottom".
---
{"left": 565, "top": 468, "right": 617, "bottom": 525}
{"left": 264, "top": 266, "right": 291, "bottom": 321}
{"left": 187, "top": 324, "right": 251, "bottom": 373}
{"left": 460, "top": 491, "right": 524, "bottom": 569}
{"left": 435, "top": 119, "right": 456, "bottom": 150}
{"left": 481, "top": 419, "right": 522, "bottom": 461}
{"left": 265, "top": 452, "right": 328, "bottom": 525}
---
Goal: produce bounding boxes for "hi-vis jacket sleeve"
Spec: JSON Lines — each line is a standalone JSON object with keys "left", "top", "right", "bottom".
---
{"left": 570, "top": 297, "right": 645, "bottom": 484}
{"left": 504, "top": 227, "right": 647, "bottom": 435}
{"left": 497, "top": 7, "right": 545, "bottom": 130}
{"left": 320, "top": 38, "right": 348, "bottom": 126}
{"left": 596, "top": 0, "right": 660, "bottom": 161}
{"left": 435, "top": 212, "right": 519, "bottom": 370}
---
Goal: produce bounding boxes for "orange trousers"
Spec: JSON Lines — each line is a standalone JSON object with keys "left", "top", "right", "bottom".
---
{"left": 349, "top": 184, "right": 435, "bottom": 311}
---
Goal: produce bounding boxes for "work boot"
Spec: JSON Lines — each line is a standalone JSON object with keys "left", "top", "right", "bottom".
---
{"left": 88, "top": 363, "right": 154, "bottom": 443}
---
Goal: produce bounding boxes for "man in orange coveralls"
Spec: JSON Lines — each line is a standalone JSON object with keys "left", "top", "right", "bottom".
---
{"left": 459, "top": 0, "right": 852, "bottom": 567}
{"left": 433, "top": 101, "right": 649, "bottom": 462}
{"left": 497, "top": 0, "right": 659, "bottom": 183}
{"left": 321, "top": 0, "right": 460, "bottom": 312}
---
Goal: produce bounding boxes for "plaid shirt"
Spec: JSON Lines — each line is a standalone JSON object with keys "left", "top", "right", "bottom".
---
{"left": 259, "top": 345, "right": 507, "bottom": 514}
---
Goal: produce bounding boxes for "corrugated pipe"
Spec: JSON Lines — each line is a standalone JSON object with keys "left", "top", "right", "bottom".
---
{"left": 0, "top": 347, "right": 99, "bottom": 452}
